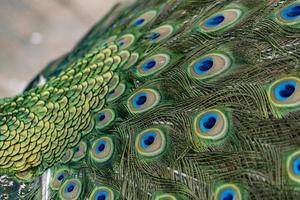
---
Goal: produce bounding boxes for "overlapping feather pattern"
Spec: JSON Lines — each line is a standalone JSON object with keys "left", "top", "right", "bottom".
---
{"left": 0, "top": 0, "right": 300, "bottom": 199}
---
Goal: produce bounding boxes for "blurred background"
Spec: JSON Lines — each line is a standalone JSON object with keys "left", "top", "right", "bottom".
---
{"left": 0, "top": 0, "right": 124, "bottom": 97}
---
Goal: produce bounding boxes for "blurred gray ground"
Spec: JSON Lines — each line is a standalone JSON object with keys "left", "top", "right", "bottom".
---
{"left": 0, "top": 0, "right": 122, "bottom": 98}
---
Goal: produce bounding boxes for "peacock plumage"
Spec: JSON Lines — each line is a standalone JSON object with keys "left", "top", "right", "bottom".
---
{"left": 0, "top": 0, "right": 300, "bottom": 199}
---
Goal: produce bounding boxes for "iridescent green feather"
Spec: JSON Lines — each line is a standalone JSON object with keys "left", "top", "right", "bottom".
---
{"left": 1, "top": 0, "right": 300, "bottom": 199}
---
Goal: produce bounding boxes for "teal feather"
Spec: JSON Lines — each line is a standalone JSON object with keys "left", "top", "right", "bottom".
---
{"left": 1, "top": 0, "right": 300, "bottom": 199}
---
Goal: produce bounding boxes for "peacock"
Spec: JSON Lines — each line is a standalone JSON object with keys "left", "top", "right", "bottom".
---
{"left": 0, "top": 0, "right": 300, "bottom": 199}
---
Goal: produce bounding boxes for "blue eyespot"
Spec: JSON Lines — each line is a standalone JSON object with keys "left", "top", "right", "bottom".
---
{"left": 137, "top": 54, "right": 170, "bottom": 77}
{"left": 133, "top": 18, "right": 145, "bottom": 26}
{"left": 96, "top": 141, "right": 107, "bottom": 154}
{"left": 135, "top": 128, "right": 166, "bottom": 157}
{"left": 287, "top": 150, "right": 300, "bottom": 183}
{"left": 89, "top": 187, "right": 115, "bottom": 200}
{"left": 132, "top": 93, "right": 148, "bottom": 108}
{"left": 57, "top": 174, "right": 64, "bottom": 181}
{"left": 95, "top": 109, "right": 115, "bottom": 130}
{"left": 204, "top": 15, "right": 225, "bottom": 27}
{"left": 215, "top": 184, "right": 241, "bottom": 200}
{"left": 274, "top": 80, "right": 297, "bottom": 101}
{"left": 188, "top": 53, "right": 231, "bottom": 80}
{"left": 193, "top": 57, "right": 214, "bottom": 74}
{"left": 51, "top": 169, "right": 70, "bottom": 190}
{"left": 118, "top": 41, "right": 125, "bottom": 47}
{"left": 65, "top": 183, "right": 76, "bottom": 193}
{"left": 281, "top": 4, "right": 300, "bottom": 21}
{"left": 59, "top": 179, "right": 82, "bottom": 199}
{"left": 74, "top": 146, "right": 80, "bottom": 153}
{"left": 131, "top": 10, "right": 157, "bottom": 29}
{"left": 141, "top": 132, "right": 157, "bottom": 148}
{"left": 147, "top": 25, "right": 174, "bottom": 43}
{"left": 97, "top": 113, "right": 106, "bottom": 122}
{"left": 142, "top": 59, "right": 157, "bottom": 71}
{"left": 116, "top": 34, "right": 135, "bottom": 49}
{"left": 219, "top": 188, "right": 236, "bottom": 200}
{"left": 90, "top": 137, "right": 114, "bottom": 163}
{"left": 108, "top": 90, "right": 114, "bottom": 96}
{"left": 194, "top": 109, "right": 228, "bottom": 140}
{"left": 199, "top": 113, "right": 218, "bottom": 132}
{"left": 95, "top": 191, "right": 108, "bottom": 200}
{"left": 292, "top": 156, "right": 300, "bottom": 176}
{"left": 199, "top": 9, "right": 242, "bottom": 32}
{"left": 150, "top": 32, "right": 161, "bottom": 41}
{"left": 269, "top": 77, "right": 300, "bottom": 107}
{"left": 128, "top": 89, "right": 160, "bottom": 114}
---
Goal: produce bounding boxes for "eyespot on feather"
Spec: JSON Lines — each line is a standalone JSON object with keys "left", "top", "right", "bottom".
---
{"left": 95, "top": 108, "right": 116, "bottom": 129}
{"left": 276, "top": 2, "right": 300, "bottom": 26}
{"left": 131, "top": 10, "right": 157, "bottom": 28}
{"left": 147, "top": 25, "right": 174, "bottom": 43}
{"left": 117, "top": 34, "right": 135, "bottom": 49}
{"left": 72, "top": 141, "right": 87, "bottom": 162}
{"left": 127, "top": 88, "right": 161, "bottom": 114}
{"left": 269, "top": 77, "right": 300, "bottom": 107}
{"left": 287, "top": 149, "right": 300, "bottom": 183}
{"left": 90, "top": 136, "right": 114, "bottom": 163}
{"left": 61, "top": 149, "right": 74, "bottom": 164}
{"left": 199, "top": 8, "right": 243, "bottom": 32}
{"left": 214, "top": 183, "right": 241, "bottom": 200}
{"left": 137, "top": 54, "right": 170, "bottom": 77}
{"left": 88, "top": 186, "right": 115, "bottom": 200}
{"left": 135, "top": 128, "right": 166, "bottom": 157}
{"left": 50, "top": 168, "right": 70, "bottom": 190}
{"left": 193, "top": 109, "right": 228, "bottom": 140}
{"left": 107, "top": 83, "right": 126, "bottom": 102}
{"left": 188, "top": 53, "right": 231, "bottom": 80}
{"left": 59, "top": 178, "right": 82, "bottom": 200}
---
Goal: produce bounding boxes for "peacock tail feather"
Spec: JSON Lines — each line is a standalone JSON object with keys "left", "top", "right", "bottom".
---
{"left": 0, "top": 0, "right": 300, "bottom": 199}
